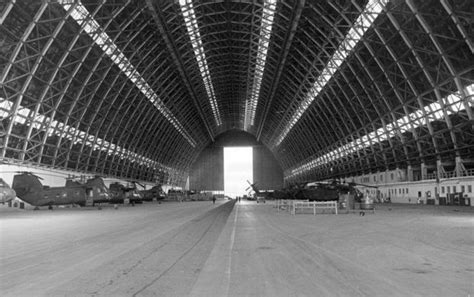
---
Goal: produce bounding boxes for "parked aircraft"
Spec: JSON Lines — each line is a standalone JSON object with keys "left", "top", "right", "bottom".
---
{"left": 140, "top": 184, "right": 166, "bottom": 201}
{"left": 0, "top": 178, "right": 16, "bottom": 204}
{"left": 246, "top": 181, "right": 268, "bottom": 203}
{"left": 11, "top": 172, "right": 110, "bottom": 209}
{"left": 109, "top": 182, "right": 143, "bottom": 204}
{"left": 292, "top": 182, "right": 340, "bottom": 201}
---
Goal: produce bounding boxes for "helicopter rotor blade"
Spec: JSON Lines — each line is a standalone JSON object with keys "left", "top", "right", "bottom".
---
{"left": 15, "top": 171, "right": 44, "bottom": 180}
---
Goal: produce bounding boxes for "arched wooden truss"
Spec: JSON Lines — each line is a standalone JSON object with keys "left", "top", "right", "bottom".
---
{"left": 0, "top": 0, "right": 472, "bottom": 186}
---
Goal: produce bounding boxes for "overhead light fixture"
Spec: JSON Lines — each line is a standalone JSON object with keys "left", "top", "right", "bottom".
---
{"left": 244, "top": 0, "right": 277, "bottom": 131}
{"left": 286, "top": 84, "right": 473, "bottom": 179}
{"left": 273, "top": 0, "right": 389, "bottom": 147}
{"left": 179, "top": 0, "right": 222, "bottom": 126}
{"left": 59, "top": 0, "right": 196, "bottom": 147}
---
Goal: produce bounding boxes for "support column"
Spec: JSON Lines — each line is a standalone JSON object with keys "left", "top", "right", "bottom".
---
{"left": 436, "top": 160, "right": 446, "bottom": 180}
{"left": 407, "top": 165, "right": 414, "bottom": 181}
{"left": 455, "top": 156, "right": 467, "bottom": 177}
{"left": 421, "top": 163, "right": 428, "bottom": 180}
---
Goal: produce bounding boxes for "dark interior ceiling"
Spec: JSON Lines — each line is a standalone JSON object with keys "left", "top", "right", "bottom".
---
{"left": 0, "top": 0, "right": 473, "bottom": 186}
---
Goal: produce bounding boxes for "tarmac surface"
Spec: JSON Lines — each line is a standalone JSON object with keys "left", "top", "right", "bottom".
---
{"left": 1, "top": 200, "right": 473, "bottom": 296}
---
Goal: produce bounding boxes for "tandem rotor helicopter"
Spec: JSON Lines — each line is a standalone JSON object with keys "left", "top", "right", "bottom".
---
{"left": 275, "top": 179, "right": 378, "bottom": 203}
{"left": 0, "top": 178, "right": 16, "bottom": 204}
{"left": 109, "top": 181, "right": 144, "bottom": 205}
{"left": 246, "top": 180, "right": 269, "bottom": 203}
{"left": 11, "top": 172, "right": 110, "bottom": 210}
{"left": 140, "top": 184, "right": 166, "bottom": 201}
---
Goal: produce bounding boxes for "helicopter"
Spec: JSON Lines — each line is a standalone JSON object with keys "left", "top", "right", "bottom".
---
{"left": 291, "top": 181, "right": 340, "bottom": 201}
{"left": 109, "top": 181, "right": 144, "bottom": 205}
{"left": 140, "top": 184, "right": 166, "bottom": 201}
{"left": 11, "top": 172, "right": 110, "bottom": 210}
{"left": 0, "top": 178, "right": 16, "bottom": 204}
{"left": 246, "top": 180, "right": 269, "bottom": 203}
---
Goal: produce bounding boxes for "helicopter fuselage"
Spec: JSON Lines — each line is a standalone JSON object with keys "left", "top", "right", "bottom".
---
{"left": 0, "top": 178, "right": 16, "bottom": 204}
{"left": 12, "top": 174, "right": 109, "bottom": 207}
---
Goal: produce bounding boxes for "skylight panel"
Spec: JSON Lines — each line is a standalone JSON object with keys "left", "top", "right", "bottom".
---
{"left": 59, "top": 0, "right": 196, "bottom": 147}
{"left": 287, "top": 84, "right": 473, "bottom": 179}
{"left": 1, "top": 99, "right": 174, "bottom": 171}
{"left": 179, "top": 0, "right": 222, "bottom": 126}
{"left": 274, "top": 0, "right": 389, "bottom": 147}
{"left": 244, "top": 0, "right": 277, "bottom": 130}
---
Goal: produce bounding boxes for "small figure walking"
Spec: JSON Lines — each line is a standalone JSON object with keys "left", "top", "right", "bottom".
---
{"left": 212, "top": 196, "right": 216, "bottom": 204}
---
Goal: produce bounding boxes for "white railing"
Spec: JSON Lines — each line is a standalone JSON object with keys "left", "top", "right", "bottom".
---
{"left": 276, "top": 199, "right": 308, "bottom": 212}
{"left": 276, "top": 200, "right": 338, "bottom": 215}
{"left": 292, "top": 201, "right": 338, "bottom": 215}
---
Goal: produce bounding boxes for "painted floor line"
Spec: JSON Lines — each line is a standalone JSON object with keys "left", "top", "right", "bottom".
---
{"left": 225, "top": 204, "right": 239, "bottom": 296}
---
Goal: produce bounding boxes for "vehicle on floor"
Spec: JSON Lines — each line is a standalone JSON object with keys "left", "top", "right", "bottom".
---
{"left": 109, "top": 182, "right": 144, "bottom": 204}
{"left": 0, "top": 178, "right": 16, "bottom": 204}
{"left": 281, "top": 180, "right": 373, "bottom": 203}
{"left": 140, "top": 184, "right": 166, "bottom": 201}
{"left": 11, "top": 172, "right": 110, "bottom": 209}
{"left": 245, "top": 180, "right": 268, "bottom": 203}
{"left": 292, "top": 182, "right": 340, "bottom": 201}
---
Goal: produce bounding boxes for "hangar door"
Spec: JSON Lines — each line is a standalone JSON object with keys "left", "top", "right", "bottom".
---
{"left": 189, "top": 145, "right": 283, "bottom": 192}
{"left": 189, "top": 146, "right": 224, "bottom": 191}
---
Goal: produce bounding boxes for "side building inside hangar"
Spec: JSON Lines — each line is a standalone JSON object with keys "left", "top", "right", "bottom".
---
{"left": 0, "top": 0, "right": 473, "bottom": 202}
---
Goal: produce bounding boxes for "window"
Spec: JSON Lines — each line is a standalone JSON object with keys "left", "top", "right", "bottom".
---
{"left": 441, "top": 186, "right": 445, "bottom": 194}
{"left": 447, "top": 187, "right": 450, "bottom": 193}
{"left": 399, "top": 188, "right": 401, "bottom": 194}
{"left": 461, "top": 185, "right": 465, "bottom": 193}
{"left": 453, "top": 186, "right": 457, "bottom": 193}
{"left": 391, "top": 173, "right": 394, "bottom": 180}
{"left": 468, "top": 185, "right": 472, "bottom": 193}
{"left": 374, "top": 176, "right": 376, "bottom": 182}
{"left": 380, "top": 175, "right": 383, "bottom": 182}
{"left": 406, "top": 188, "right": 409, "bottom": 194}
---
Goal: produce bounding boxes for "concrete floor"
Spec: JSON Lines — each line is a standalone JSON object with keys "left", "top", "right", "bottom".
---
{"left": 1, "top": 200, "right": 473, "bottom": 296}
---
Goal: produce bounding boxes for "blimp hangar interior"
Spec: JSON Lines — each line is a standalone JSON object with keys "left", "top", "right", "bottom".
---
{"left": 0, "top": 1, "right": 473, "bottom": 296}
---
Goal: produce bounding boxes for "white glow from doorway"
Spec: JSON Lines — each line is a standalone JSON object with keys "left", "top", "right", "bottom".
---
{"left": 59, "top": 0, "right": 196, "bottom": 147}
{"left": 224, "top": 147, "right": 253, "bottom": 198}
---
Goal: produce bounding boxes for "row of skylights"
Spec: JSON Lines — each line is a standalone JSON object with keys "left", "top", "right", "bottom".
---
{"left": 244, "top": 0, "right": 277, "bottom": 130}
{"left": 59, "top": 0, "right": 196, "bottom": 147}
{"left": 0, "top": 98, "right": 174, "bottom": 172}
{"left": 273, "top": 0, "right": 389, "bottom": 147}
{"left": 179, "top": 0, "right": 222, "bottom": 126}
{"left": 286, "top": 84, "right": 474, "bottom": 179}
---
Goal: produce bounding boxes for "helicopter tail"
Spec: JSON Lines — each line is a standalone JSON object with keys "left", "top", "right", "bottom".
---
{"left": 12, "top": 173, "right": 43, "bottom": 198}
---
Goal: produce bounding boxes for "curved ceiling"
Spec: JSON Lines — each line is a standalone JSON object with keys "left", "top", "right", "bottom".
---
{"left": 0, "top": 0, "right": 473, "bottom": 185}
